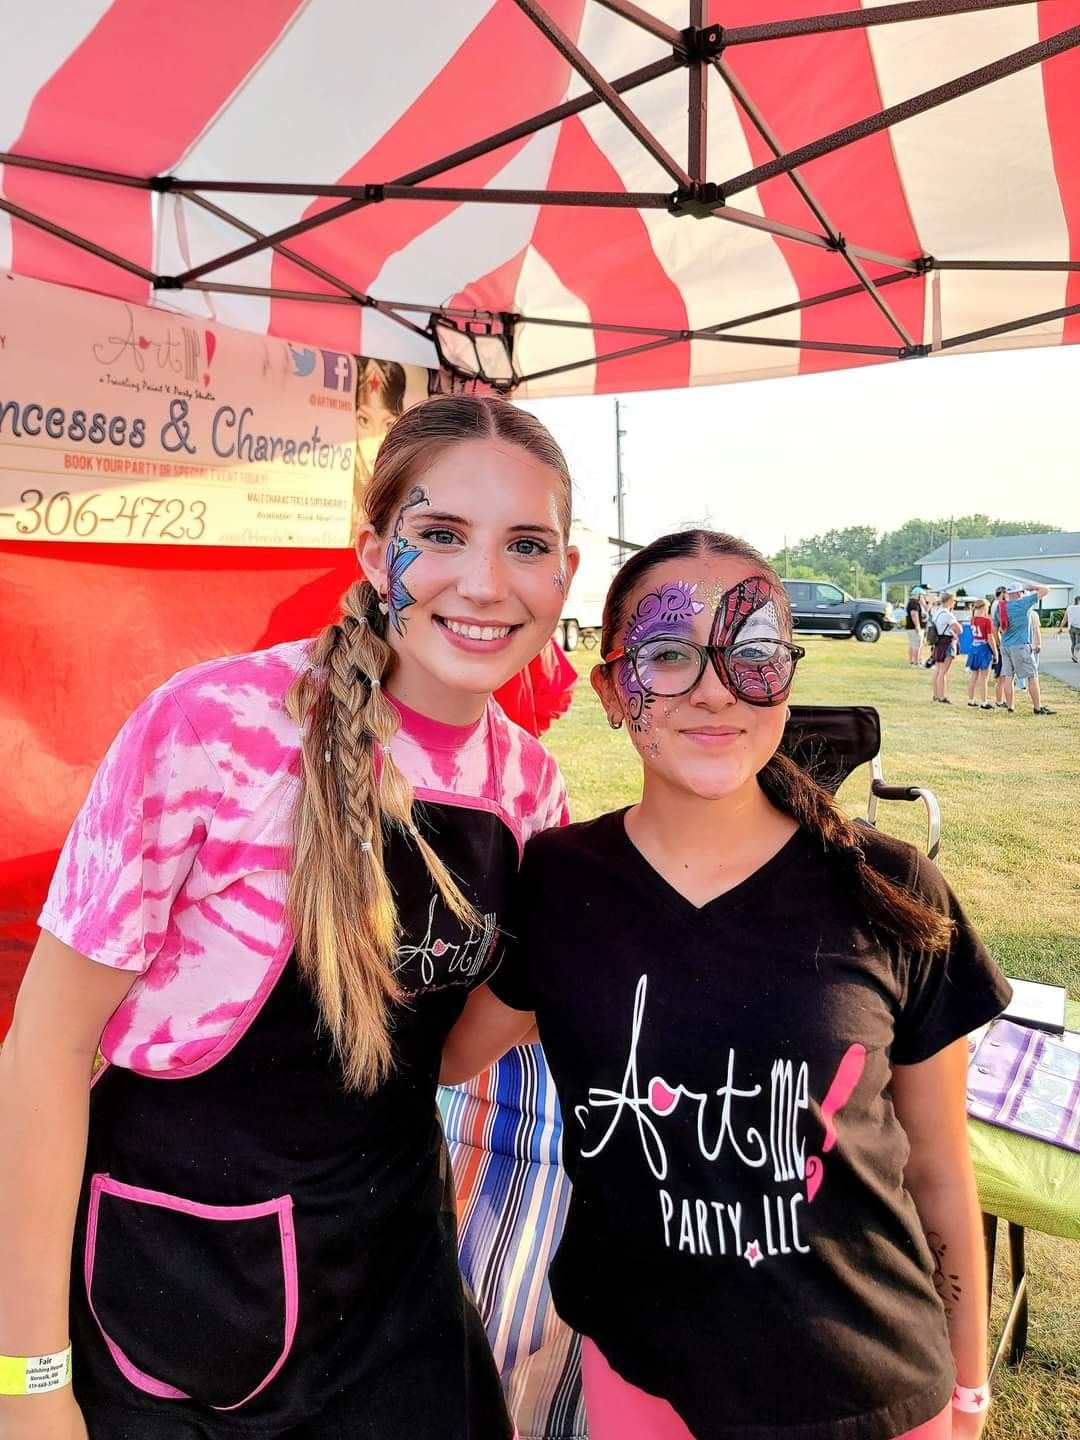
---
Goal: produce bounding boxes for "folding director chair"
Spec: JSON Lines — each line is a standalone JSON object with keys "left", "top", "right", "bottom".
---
{"left": 781, "top": 703, "right": 941, "bottom": 860}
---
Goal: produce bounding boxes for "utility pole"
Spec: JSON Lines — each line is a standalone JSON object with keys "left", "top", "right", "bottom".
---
{"left": 947, "top": 515, "right": 954, "bottom": 584}
{"left": 613, "top": 399, "right": 626, "bottom": 561}
{"left": 783, "top": 535, "right": 790, "bottom": 578}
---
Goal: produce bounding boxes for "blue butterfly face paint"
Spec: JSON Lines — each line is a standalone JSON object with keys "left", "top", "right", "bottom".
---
{"left": 385, "top": 486, "right": 428, "bottom": 636}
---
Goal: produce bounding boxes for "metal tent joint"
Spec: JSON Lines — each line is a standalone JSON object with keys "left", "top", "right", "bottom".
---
{"left": 679, "top": 23, "right": 724, "bottom": 62}
{"left": 914, "top": 255, "right": 936, "bottom": 274}
{"left": 898, "top": 343, "right": 931, "bottom": 359}
{"left": 668, "top": 181, "right": 724, "bottom": 218}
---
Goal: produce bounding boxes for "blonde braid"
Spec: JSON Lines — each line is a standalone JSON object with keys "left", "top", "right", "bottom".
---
{"left": 287, "top": 579, "right": 478, "bottom": 1091}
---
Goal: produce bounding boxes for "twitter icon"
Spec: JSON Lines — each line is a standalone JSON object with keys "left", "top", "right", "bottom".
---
{"left": 288, "top": 345, "right": 317, "bottom": 378}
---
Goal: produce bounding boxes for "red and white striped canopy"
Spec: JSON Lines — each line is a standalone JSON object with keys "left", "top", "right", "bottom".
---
{"left": 2, "top": 0, "right": 1079, "bottom": 397}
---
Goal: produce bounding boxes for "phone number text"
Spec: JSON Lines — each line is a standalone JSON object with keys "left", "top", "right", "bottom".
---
{"left": 5, "top": 489, "right": 207, "bottom": 540}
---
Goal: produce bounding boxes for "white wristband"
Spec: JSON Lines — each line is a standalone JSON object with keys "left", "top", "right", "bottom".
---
{"left": 952, "top": 1382, "right": 991, "bottom": 1414}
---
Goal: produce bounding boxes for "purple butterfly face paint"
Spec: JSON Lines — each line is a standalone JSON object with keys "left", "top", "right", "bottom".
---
{"left": 385, "top": 486, "right": 428, "bottom": 636}
{"left": 617, "top": 579, "right": 704, "bottom": 733}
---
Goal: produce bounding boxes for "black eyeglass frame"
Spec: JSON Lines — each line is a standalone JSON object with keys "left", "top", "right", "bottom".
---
{"left": 603, "top": 635, "right": 807, "bottom": 707}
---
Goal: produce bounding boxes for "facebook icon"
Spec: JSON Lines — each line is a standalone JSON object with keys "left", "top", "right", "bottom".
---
{"left": 321, "top": 351, "right": 355, "bottom": 392}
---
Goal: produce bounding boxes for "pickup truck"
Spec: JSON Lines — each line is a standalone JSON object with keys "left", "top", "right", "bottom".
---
{"left": 781, "top": 580, "right": 893, "bottom": 643}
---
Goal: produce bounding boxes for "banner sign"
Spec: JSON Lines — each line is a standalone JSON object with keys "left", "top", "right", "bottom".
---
{"left": 0, "top": 273, "right": 373, "bottom": 547}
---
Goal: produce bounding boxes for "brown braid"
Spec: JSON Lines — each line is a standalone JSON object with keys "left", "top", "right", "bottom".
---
{"left": 759, "top": 753, "right": 953, "bottom": 954}
{"left": 286, "top": 395, "right": 574, "bottom": 1091}
{"left": 600, "top": 528, "right": 955, "bottom": 959}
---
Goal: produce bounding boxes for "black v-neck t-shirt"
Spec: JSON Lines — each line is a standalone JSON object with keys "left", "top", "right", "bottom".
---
{"left": 489, "top": 810, "right": 1011, "bottom": 1440}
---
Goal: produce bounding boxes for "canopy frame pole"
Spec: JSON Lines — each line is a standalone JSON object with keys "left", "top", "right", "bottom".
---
{"left": 511, "top": 0, "right": 692, "bottom": 187}
{"left": 0, "top": 196, "right": 157, "bottom": 284}
{"left": 714, "top": 57, "right": 916, "bottom": 348}
{"left": 515, "top": 328, "right": 903, "bottom": 386}
{"left": 166, "top": 55, "right": 682, "bottom": 200}
{"left": 0, "top": 151, "right": 151, "bottom": 189}
{"left": 590, "top": 0, "right": 686, "bottom": 50}
{"left": 170, "top": 42, "right": 691, "bottom": 284}
{"left": 933, "top": 259, "right": 1080, "bottom": 271}
{"left": 179, "top": 193, "right": 432, "bottom": 341}
{"left": 939, "top": 301, "right": 1080, "bottom": 350}
{"left": 687, "top": 0, "right": 709, "bottom": 181}
{"left": 516, "top": 335, "right": 684, "bottom": 386}
{"left": 722, "top": 0, "right": 1066, "bottom": 47}
{"left": 717, "top": 23, "right": 1080, "bottom": 200}
{"left": 700, "top": 269, "right": 918, "bottom": 334}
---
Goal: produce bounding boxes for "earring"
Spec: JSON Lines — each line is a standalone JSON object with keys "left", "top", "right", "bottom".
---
{"left": 608, "top": 713, "right": 623, "bottom": 730}
{"left": 377, "top": 590, "right": 390, "bottom": 617}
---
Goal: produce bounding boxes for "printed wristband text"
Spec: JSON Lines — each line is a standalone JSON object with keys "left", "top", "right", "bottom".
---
{"left": 0, "top": 1347, "right": 72, "bottom": 1395}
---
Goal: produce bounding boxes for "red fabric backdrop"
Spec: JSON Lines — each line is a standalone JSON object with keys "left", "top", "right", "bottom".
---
{"left": 0, "top": 540, "right": 354, "bottom": 1035}
{"left": 0, "top": 543, "right": 575, "bottom": 1036}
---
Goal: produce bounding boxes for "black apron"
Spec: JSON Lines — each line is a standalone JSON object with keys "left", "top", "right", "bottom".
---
{"left": 70, "top": 799, "right": 519, "bottom": 1439}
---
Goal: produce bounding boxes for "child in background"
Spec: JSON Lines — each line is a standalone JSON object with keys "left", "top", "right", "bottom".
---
{"left": 964, "top": 600, "right": 997, "bottom": 710}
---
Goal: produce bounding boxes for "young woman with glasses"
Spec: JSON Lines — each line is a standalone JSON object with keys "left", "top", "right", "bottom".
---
{"left": 443, "top": 529, "right": 1010, "bottom": 1440}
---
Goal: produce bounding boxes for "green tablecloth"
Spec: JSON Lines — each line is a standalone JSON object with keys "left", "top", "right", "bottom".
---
{"left": 968, "top": 1002, "right": 1080, "bottom": 1240}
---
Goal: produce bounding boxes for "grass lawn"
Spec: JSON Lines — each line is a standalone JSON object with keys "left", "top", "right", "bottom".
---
{"left": 545, "top": 629, "right": 1080, "bottom": 1440}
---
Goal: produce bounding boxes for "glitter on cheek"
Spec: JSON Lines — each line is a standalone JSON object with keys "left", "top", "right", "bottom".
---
{"left": 553, "top": 568, "right": 566, "bottom": 596}
{"left": 644, "top": 739, "right": 661, "bottom": 759}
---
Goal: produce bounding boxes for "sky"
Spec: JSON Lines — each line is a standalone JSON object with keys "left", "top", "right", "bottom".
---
{"left": 522, "top": 339, "right": 1080, "bottom": 559}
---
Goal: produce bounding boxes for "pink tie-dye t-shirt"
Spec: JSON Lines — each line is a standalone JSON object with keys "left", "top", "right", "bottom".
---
{"left": 39, "top": 641, "right": 569, "bottom": 1077}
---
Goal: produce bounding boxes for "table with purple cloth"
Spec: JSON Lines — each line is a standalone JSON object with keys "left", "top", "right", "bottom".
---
{"left": 966, "top": 1002, "right": 1080, "bottom": 1371}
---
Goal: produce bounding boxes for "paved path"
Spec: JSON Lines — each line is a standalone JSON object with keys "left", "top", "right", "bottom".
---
{"left": 1038, "top": 632, "right": 1080, "bottom": 693}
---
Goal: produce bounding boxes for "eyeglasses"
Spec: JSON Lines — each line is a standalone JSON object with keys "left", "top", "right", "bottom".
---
{"left": 604, "top": 636, "right": 806, "bottom": 706}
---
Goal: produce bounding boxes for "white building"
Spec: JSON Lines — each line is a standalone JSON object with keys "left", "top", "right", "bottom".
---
{"left": 890, "top": 532, "right": 1080, "bottom": 610}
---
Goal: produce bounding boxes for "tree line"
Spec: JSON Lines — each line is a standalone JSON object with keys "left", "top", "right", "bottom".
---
{"left": 769, "top": 516, "right": 1060, "bottom": 598}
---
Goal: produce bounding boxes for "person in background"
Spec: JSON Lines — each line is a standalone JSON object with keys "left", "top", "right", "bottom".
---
{"left": 905, "top": 588, "right": 926, "bottom": 667}
{"left": 990, "top": 588, "right": 1009, "bottom": 707}
{"left": 1060, "top": 594, "right": 1080, "bottom": 663}
{"left": 1016, "top": 605, "right": 1042, "bottom": 693}
{"left": 930, "top": 593, "right": 961, "bottom": 704}
{"left": 993, "top": 580, "right": 1054, "bottom": 716}
{"left": 964, "top": 600, "right": 997, "bottom": 710}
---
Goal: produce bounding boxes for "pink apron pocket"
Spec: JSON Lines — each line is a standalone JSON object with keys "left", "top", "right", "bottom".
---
{"left": 84, "top": 1173, "right": 298, "bottom": 1411}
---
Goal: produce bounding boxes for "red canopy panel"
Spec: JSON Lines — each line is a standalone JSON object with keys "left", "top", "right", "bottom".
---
{"left": 1, "top": 0, "right": 1079, "bottom": 397}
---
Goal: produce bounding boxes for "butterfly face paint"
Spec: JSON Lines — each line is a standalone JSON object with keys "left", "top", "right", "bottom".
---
{"left": 612, "top": 575, "right": 799, "bottom": 718}
{"left": 617, "top": 580, "right": 704, "bottom": 733}
{"left": 709, "top": 576, "right": 797, "bottom": 706}
{"left": 385, "top": 486, "right": 428, "bottom": 635}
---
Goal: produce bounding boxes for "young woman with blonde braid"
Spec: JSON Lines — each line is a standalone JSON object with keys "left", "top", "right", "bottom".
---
{"left": 444, "top": 530, "right": 1011, "bottom": 1440}
{"left": 0, "top": 396, "right": 577, "bottom": 1440}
